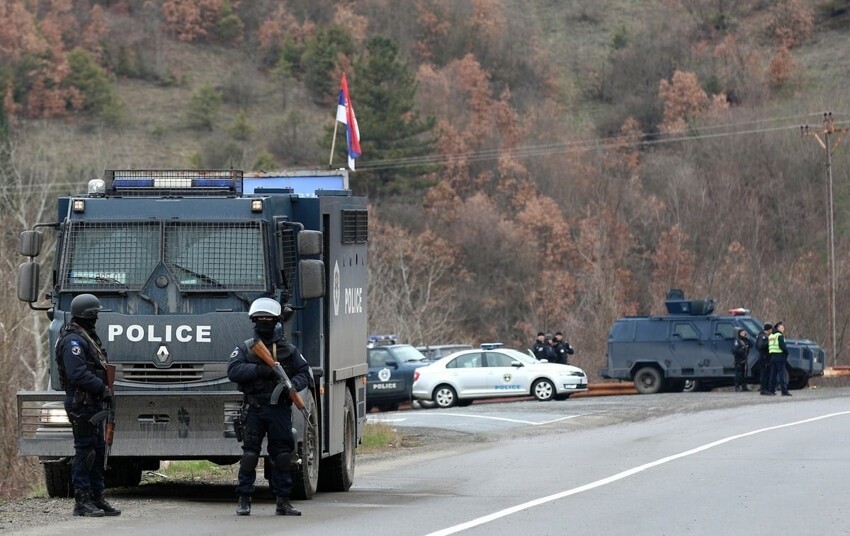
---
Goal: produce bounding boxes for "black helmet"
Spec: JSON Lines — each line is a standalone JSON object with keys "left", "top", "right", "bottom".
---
{"left": 71, "top": 294, "right": 102, "bottom": 319}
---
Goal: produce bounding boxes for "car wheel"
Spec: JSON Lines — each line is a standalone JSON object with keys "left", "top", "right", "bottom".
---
{"left": 433, "top": 385, "right": 457, "bottom": 408}
{"left": 683, "top": 379, "right": 708, "bottom": 392}
{"left": 415, "top": 400, "right": 437, "bottom": 409}
{"left": 532, "top": 379, "right": 555, "bottom": 401}
{"left": 378, "top": 403, "right": 399, "bottom": 412}
{"left": 633, "top": 367, "right": 663, "bottom": 394}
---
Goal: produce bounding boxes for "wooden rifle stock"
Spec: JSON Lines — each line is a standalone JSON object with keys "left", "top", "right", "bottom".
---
{"left": 251, "top": 340, "right": 307, "bottom": 411}
{"left": 90, "top": 363, "right": 117, "bottom": 470}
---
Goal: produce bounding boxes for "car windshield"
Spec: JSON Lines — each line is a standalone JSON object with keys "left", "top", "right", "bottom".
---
{"left": 61, "top": 220, "right": 267, "bottom": 292}
{"left": 392, "top": 346, "right": 429, "bottom": 363}
{"left": 497, "top": 349, "right": 538, "bottom": 364}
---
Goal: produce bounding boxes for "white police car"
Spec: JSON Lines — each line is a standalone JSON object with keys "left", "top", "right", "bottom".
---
{"left": 411, "top": 346, "right": 588, "bottom": 408}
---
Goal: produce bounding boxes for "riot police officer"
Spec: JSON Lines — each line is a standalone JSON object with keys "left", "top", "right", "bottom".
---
{"left": 732, "top": 328, "right": 751, "bottom": 391}
{"left": 56, "top": 293, "right": 120, "bottom": 517}
{"left": 552, "top": 331, "right": 575, "bottom": 365}
{"left": 532, "top": 332, "right": 546, "bottom": 360}
{"left": 227, "top": 298, "right": 313, "bottom": 516}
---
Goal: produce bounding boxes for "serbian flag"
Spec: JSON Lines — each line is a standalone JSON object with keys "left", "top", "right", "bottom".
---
{"left": 336, "top": 73, "right": 361, "bottom": 170}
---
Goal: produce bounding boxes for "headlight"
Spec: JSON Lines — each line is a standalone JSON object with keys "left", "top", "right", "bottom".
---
{"left": 40, "top": 406, "right": 70, "bottom": 425}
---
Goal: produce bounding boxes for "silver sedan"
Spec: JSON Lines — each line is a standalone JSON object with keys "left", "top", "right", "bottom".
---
{"left": 411, "top": 348, "right": 588, "bottom": 408}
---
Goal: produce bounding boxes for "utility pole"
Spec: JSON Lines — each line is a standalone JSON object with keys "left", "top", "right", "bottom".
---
{"left": 801, "top": 112, "right": 848, "bottom": 367}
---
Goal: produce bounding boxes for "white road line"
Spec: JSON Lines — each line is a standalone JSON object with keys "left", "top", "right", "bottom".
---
{"left": 426, "top": 410, "right": 850, "bottom": 536}
{"left": 370, "top": 413, "right": 583, "bottom": 426}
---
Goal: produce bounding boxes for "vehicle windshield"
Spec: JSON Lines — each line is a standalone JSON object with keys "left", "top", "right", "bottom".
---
{"left": 60, "top": 221, "right": 267, "bottom": 292}
{"left": 739, "top": 317, "right": 763, "bottom": 337}
{"left": 500, "top": 349, "right": 538, "bottom": 364}
{"left": 392, "top": 346, "right": 429, "bottom": 363}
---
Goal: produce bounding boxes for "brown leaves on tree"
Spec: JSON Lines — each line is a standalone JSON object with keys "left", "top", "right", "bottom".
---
{"left": 658, "top": 70, "right": 728, "bottom": 133}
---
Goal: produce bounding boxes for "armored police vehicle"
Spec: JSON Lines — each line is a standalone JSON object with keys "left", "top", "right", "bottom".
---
{"left": 600, "top": 291, "right": 825, "bottom": 394}
{"left": 16, "top": 169, "right": 368, "bottom": 499}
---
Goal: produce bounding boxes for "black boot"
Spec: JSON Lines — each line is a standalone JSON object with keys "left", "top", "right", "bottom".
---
{"left": 91, "top": 490, "right": 121, "bottom": 516}
{"left": 236, "top": 495, "right": 251, "bottom": 516}
{"left": 73, "top": 489, "right": 105, "bottom": 517}
{"left": 275, "top": 497, "right": 301, "bottom": 516}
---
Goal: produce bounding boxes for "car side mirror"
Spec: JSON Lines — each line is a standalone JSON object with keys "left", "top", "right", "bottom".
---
{"left": 511, "top": 361, "right": 523, "bottom": 367}
{"left": 386, "top": 360, "right": 399, "bottom": 368}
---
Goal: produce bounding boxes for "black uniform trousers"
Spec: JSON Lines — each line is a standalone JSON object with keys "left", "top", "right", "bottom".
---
{"left": 237, "top": 400, "right": 295, "bottom": 498}
{"left": 64, "top": 396, "right": 106, "bottom": 492}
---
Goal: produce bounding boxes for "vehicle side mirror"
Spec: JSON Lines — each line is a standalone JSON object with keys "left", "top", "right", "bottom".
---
{"left": 19, "top": 230, "right": 44, "bottom": 257}
{"left": 299, "top": 259, "right": 325, "bottom": 300}
{"left": 17, "top": 262, "right": 40, "bottom": 303}
{"left": 511, "top": 361, "right": 523, "bottom": 367}
{"left": 386, "top": 360, "right": 399, "bottom": 368}
{"left": 298, "top": 230, "right": 323, "bottom": 257}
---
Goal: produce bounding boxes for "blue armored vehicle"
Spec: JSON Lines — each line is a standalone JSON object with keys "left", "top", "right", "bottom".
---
{"left": 17, "top": 169, "right": 368, "bottom": 498}
{"left": 601, "top": 290, "right": 826, "bottom": 394}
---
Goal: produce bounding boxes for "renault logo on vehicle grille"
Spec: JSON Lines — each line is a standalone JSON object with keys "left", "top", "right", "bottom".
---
{"left": 155, "top": 345, "right": 171, "bottom": 366}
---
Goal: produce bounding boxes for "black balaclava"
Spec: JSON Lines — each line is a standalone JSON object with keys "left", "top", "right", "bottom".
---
{"left": 74, "top": 316, "right": 98, "bottom": 334}
{"left": 253, "top": 318, "right": 278, "bottom": 340}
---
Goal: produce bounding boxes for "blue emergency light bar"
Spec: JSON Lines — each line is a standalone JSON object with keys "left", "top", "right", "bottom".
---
{"left": 102, "top": 170, "right": 243, "bottom": 196}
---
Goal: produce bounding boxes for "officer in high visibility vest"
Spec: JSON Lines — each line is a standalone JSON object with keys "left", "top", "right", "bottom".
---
{"left": 767, "top": 321, "right": 791, "bottom": 396}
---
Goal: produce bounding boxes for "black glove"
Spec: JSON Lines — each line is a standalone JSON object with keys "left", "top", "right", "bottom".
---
{"left": 101, "top": 389, "right": 113, "bottom": 404}
{"left": 257, "top": 364, "right": 275, "bottom": 378}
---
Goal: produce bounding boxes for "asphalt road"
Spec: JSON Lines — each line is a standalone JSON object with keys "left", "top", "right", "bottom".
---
{"left": 11, "top": 387, "right": 850, "bottom": 535}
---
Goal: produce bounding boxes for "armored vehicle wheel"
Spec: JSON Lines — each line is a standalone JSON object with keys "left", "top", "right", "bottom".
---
{"left": 532, "top": 379, "right": 556, "bottom": 401}
{"left": 292, "top": 392, "right": 321, "bottom": 499}
{"left": 433, "top": 385, "right": 457, "bottom": 408}
{"left": 634, "top": 367, "right": 663, "bottom": 394}
{"left": 318, "top": 388, "right": 356, "bottom": 492}
{"left": 43, "top": 458, "right": 72, "bottom": 498}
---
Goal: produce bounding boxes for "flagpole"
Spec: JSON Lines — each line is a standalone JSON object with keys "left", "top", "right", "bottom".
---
{"left": 329, "top": 120, "right": 339, "bottom": 167}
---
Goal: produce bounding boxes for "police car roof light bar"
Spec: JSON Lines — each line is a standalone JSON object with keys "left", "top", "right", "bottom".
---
{"left": 102, "top": 169, "right": 244, "bottom": 197}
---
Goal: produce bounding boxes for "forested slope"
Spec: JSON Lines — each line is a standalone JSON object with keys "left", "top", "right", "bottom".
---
{"left": 2, "top": 0, "right": 850, "bottom": 498}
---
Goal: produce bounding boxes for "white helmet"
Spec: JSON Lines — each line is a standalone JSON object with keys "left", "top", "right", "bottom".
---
{"left": 248, "top": 298, "right": 281, "bottom": 319}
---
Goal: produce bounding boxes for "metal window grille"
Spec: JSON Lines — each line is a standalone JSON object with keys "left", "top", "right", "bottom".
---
{"left": 276, "top": 224, "right": 297, "bottom": 296}
{"left": 60, "top": 222, "right": 160, "bottom": 291}
{"left": 342, "top": 209, "right": 368, "bottom": 244}
{"left": 164, "top": 222, "right": 267, "bottom": 291}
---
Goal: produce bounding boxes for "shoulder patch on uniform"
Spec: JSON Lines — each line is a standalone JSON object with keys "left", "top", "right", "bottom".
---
{"left": 70, "top": 341, "right": 82, "bottom": 356}
{"left": 230, "top": 349, "right": 239, "bottom": 359}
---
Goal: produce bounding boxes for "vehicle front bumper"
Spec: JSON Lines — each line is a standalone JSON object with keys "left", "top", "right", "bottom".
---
{"left": 17, "top": 390, "right": 244, "bottom": 458}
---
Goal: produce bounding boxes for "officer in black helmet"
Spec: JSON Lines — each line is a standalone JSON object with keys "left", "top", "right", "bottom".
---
{"left": 56, "top": 293, "right": 120, "bottom": 517}
{"left": 227, "top": 298, "right": 312, "bottom": 517}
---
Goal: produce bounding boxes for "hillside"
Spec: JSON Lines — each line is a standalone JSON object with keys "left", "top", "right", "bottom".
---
{"left": 3, "top": 0, "right": 850, "bottom": 498}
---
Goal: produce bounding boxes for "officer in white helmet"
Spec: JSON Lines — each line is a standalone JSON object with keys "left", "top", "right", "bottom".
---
{"left": 227, "top": 297, "right": 312, "bottom": 517}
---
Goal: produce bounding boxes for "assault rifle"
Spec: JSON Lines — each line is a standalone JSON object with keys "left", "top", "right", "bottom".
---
{"left": 90, "top": 363, "right": 117, "bottom": 471}
{"left": 251, "top": 340, "right": 313, "bottom": 430}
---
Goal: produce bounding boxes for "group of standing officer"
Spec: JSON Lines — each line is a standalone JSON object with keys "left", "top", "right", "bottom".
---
{"left": 57, "top": 294, "right": 311, "bottom": 518}
{"left": 532, "top": 331, "right": 575, "bottom": 365}
{"left": 738, "top": 321, "right": 792, "bottom": 396}
{"left": 754, "top": 322, "right": 792, "bottom": 396}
